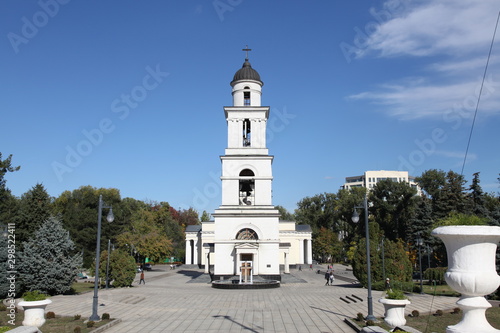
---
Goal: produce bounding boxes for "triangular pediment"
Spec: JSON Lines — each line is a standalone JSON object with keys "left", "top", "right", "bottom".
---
{"left": 234, "top": 242, "right": 259, "bottom": 249}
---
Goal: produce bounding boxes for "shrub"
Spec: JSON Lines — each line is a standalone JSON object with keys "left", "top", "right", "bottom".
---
{"left": 411, "top": 310, "right": 420, "bottom": 317}
{"left": 433, "top": 212, "right": 488, "bottom": 228}
{"left": 102, "top": 313, "right": 110, "bottom": 320}
{"left": 356, "top": 313, "right": 364, "bottom": 321}
{"left": 46, "top": 311, "right": 55, "bottom": 319}
{"left": 352, "top": 226, "right": 412, "bottom": 288}
{"left": 366, "top": 319, "right": 375, "bottom": 326}
{"left": 386, "top": 289, "right": 407, "bottom": 300}
{"left": 435, "top": 310, "right": 443, "bottom": 316}
{"left": 87, "top": 320, "right": 95, "bottom": 328}
{"left": 0, "top": 327, "right": 12, "bottom": 333}
{"left": 22, "top": 290, "right": 48, "bottom": 301}
{"left": 0, "top": 305, "right": 6, "bottom": 311}
{"left": 95, "top": 249, "right": 136, "bottom": 288}
{"left": 74, "top": 314, "right": 81, "bottom": 320}
{"left": 74, "top": 327, "right": 81, "bottom": 333}
{"left": 452, "top": 307, "right": 461, "bottom": 314}
{"left": 424, "top": 267, "right": 447, "bottom": 285}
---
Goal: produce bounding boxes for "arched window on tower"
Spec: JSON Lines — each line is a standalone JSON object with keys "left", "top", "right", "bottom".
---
{"left": 239, "top": 169, "right": 255, "bottom": 205}
{"left": 243, "top": 87, "right": 250, "bottom": 105}
{"left": 242, "top": 119, "right": 251, "bottom": 147}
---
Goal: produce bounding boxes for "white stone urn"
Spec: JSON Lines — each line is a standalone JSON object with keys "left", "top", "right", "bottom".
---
{"left": 378, "top": 298, "right": 411, "bottom": 327}
{"left": 432, "top": 226, "right": 500, "bottom": 333}
{"left": 18, "top": 299, "right": 52, "bottom": 327}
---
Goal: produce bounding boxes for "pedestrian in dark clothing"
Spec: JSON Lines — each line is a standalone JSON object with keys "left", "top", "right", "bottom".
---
{"left": 325, "top": 271, "right": 330, "bottom": 286}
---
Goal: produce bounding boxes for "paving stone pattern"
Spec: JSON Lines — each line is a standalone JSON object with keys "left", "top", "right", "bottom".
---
{"left": 45, "top": 264, "right": 459, "bottom": 333}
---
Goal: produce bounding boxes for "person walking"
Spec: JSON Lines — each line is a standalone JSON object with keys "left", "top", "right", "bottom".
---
{"left": 139, "top": 271, "right": 145, "bottom": 285}
{"left": 324, "top": 271, "right": 330, "bottom": 286}
{"left": 329, "top": 271, "right": 335, "bottom": 285}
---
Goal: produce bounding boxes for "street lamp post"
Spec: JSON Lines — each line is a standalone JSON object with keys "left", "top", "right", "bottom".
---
{"left": 381, "top": 236, "right": 385, "bottom": 282}
{"left": 90, "top": 195, "right": 114, "bottom": 321}
{"left": 416, "top": 236, "right": 424, "bottom": 294}
{"left": 352, "top": 192, "right": 376, "bottom": 321}
{"left": 105, "top": 240, "right": 111, "bottom": 290}
{"left": 427, "top": 244, "right": 432, "bottom": 271}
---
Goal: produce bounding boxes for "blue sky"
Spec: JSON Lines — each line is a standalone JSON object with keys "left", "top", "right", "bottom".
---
{"left": 2, "top": 0, "right": 499, "bottom": 215}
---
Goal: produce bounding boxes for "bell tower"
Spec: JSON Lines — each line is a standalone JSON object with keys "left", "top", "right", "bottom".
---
{"left": 212, "top": 48, "right": 281, "bottom": 278}
{"left": 221, "top": 49, "right": 273, "bottom": 207}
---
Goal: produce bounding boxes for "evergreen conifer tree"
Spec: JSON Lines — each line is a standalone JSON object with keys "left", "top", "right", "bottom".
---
{"left": 19, "top": 216, "right": 82, "bottom": 295}
{"left": 0, "top": 235, "right": 9, "bottom": 298}
{"left": 17, "top": 183, "right": 52, "bottom": 246}
{"left": 468, "top": 172, "right": 489, "bottom": 218}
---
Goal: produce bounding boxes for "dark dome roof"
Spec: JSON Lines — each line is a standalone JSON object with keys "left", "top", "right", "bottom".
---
{"left": 231, "top": 59, "right": 263, "bottom": 85}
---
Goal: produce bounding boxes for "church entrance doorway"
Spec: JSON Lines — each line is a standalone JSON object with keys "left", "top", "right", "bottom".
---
{"left": 239, "top": 254, "right": 253, "bottom": 283}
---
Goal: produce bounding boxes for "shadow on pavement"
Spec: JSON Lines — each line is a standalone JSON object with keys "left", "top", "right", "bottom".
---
{"left": 177, "top": 270, "right": 206, "bottom": 279}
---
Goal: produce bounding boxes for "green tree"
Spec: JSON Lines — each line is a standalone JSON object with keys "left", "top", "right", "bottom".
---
{"left": 18, "top": 216, "right": 82, "bottom": 295}
{"left": 153, "top": 203, "right": 185, "bottom": 261}
{"left": 0, "top": 153, "right": 20, "bottom": 187}
{"left": 0, "top": 153, "right": 20, "bottom": 298}
{"left": 96, "top": 249, "right": 136, "bottom": 288}
{"left": 294, "top": 193, "right": 337, "bottom": 234}
{"left": 313, "top": 227, "right": 342, "bottom": 263}
{"left": 352, "top": 222, "right": 412, "bottom": 287}
{"left": 0, "top": 235, "right": 9, "bottom": 298}
{"left": 370, "top": 180, "right": 418, "bottom": 241}
{"left": 415, "top": 169, "right": 446, "bottom": 200}
{"left": 0, "top": 153, "right": 20, "bottom": 234}
{"left": 434, "top": 171, "right": 468, "bottom": 219}
{"left": 484, "top": 192, "right": 500, "bottom": 226}
{"left": 16, "top": 184, "right": 52, "bottom": 246}
{"left": 468, "top": 172, "right": 489, "bottom": 218}
{"left": 175, "top": 207, "right": 200, "bottom": 227}
{"left": 276, "top": 205, "right": 294, "bottom": 221}
{"left": 52, "top": 186, "right": 123, "bottom": 267}
{"left": 116, "top": 208, "right": 173, "bottom": 263}
{"left": 332, "top": 187, "right": 367, "bottom": 246}
{"left": 200, "top": 210, "right": 211, "bottom": 222}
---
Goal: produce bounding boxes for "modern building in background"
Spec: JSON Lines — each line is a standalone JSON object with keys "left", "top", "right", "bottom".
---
{"left": 342, "top": 170, "right": 420, "bottom": 194}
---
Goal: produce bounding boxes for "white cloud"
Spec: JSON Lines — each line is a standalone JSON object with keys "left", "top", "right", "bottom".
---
{"left": 365, "top": 0, "right": 499, "bottom": 58}
{"left": 349, "top": 0, "right": 500, "bottom": 120}
{"left": 434, "top": 150, "right": 477, "bottom": 168}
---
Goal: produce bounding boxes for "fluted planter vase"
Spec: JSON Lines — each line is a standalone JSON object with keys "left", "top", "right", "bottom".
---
{"left": 432, "top": 226, "right": 500, "bottom": 333}
{"left": 18, "top": 299, "right": 52, "bottom": 327}
{"left": 378, "top": 298, "right": 410, "bottom": 327}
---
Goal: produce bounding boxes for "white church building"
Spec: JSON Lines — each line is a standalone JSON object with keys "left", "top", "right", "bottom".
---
{"left": 185, "top": 52, "right": 312, "bottom": 280}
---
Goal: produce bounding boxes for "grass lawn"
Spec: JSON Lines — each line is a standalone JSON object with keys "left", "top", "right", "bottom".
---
{"left": 404, "top": 306, "right": 500, "bottom": 333}
{"left": 353, "top": 301, "right": 500, "bottom": 333}
{"left": 0, "top": 309, "right": 113, "bottom": 333}
{"left": 70, "top": 281, "right": 95, "bottom": 295}
{"left": 420, "top": 283, "right": 461, "bottom": 297}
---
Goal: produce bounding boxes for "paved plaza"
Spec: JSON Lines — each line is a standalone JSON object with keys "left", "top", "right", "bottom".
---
{"left": 46, "top": 265, "right": 459, "bottom": 333}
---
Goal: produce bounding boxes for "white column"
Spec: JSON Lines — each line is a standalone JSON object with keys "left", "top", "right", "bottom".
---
{"left": 204, "top": 248, "right": 210, "bottom": 274}
{"left": 299, "top": 239, "right": 304, "bottom": 264}
{"left": 185, "top": 240, "right": 191, "bottom": 265}
{"left": 307, "top": 239, "right": 313, "bottom": 264}
{"left": 284, "top": 250, "right": 290, "bottom": 274}
{"left": 193, "top": 240, "right": 199, "bottom": 265}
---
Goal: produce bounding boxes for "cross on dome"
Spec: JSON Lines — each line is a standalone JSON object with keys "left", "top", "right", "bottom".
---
{"left": 242, "top": 45, "right": 251, "bottom": 60}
